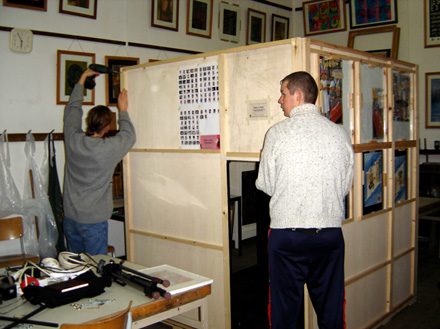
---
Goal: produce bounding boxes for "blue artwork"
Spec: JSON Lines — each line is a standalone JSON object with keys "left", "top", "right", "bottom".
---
{"left": 394, "top": 153, "right": 407, "bottom": 202}
{"left": 430, "top": 77, "right": 440, "bottom": 123}
{"left": 363, "top": 151, "right": 383, "bottom": 209}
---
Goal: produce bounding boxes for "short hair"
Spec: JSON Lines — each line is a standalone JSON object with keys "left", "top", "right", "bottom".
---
{"left": 281, "top": 71, "right": 318, "bottom": 104}
{"left": 86, "top": 105, "right": 112, "bottom": 136}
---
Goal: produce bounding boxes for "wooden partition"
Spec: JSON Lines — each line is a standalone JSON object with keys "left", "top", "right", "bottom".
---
{"left": 121, "top": 38, "right": 418, "bottom": 329}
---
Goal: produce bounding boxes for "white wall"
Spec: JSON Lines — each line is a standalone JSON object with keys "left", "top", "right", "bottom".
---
{"left": 0, "top": 0, "right": 293, "bottom": 198}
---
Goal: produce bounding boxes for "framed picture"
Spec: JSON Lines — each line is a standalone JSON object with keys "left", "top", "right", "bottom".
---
{"left": 425, "top": 0, "right": 440, "bottom": 48}
{"left": 151, "top": 0, "right": 179, "bottom": 31}
{"left": 186, "top": 0, "right": 213, "bottom": 38}
{"left": 362, "top": 150, "right": 383, "bottom": 215}
{"left": 348, "top": 25, "right": 400, "bottom": 59}
{"left": 219, "top": 1, "right": 240, "bottom": 43}
{"left": 394, "top": 149, "right": 408, "bottom": 203}
{"left": 367, "top": 49, "right": 391, "bottom": 58}
{"left": 302, "top": 0, "right": 346, "bottom": 36}
{"left": 105, "top": 56, "right": 140, "bottom": 106}
{"left": 3, "top": 0, "right": 46, "bottom": 11}
{"left": 247, "top": 9, "right": 266, "bottom": 45}
{"left": 59, "top": 0, "right": 97, "bottom": 19}
{"left": 319, "top": 57, "right": 343, "bottom": 124}
{"left": 349, "top": 0, "right": 397, "bottom": 29}
{"left": 271, "top": 14, "right": 289, "bottom": 41}
{"left": 57, "top": 50, "right": 95, "bottom": 105}
{"left": 425, "top": 72, "right": 440, "bottom": 128}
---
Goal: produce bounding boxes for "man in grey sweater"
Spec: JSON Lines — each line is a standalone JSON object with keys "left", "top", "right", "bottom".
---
{"left": 63, "top": 68, "right": 136, "bottom": 255}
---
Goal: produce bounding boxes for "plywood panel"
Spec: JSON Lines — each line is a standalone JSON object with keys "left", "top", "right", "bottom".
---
{"left": 123, "top": 56, "right": 219, "bottom": 149}
{"left": 128, "top": 151, "right": 223, "bottom": 245}
{"left": 223, "top": 43, "right": 292, "bottom": 153}
{"left": 131, "top": 234, "right": 227, "bottom": 329}
{"left": 391, "top": 253, "right": 413, "bottom": 308}
{"left": 343, "top": 213, "right": 390, "bottom": 278}
{"left": 393, "top": 202, "right": 414, "bottom": 255}
{"left": 345, "top": 267, "right": 389, "bottom": 329}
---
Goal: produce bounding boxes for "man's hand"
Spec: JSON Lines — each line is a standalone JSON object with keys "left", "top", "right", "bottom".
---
{"left": 78, "top": 68, "right": 99, "bottom": 85}
{"left": 118, "top": 89, "right": 128, "bottom": 112}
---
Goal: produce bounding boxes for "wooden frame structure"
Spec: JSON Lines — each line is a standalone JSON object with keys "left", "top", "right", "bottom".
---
{"left": 121, "top": 38, "right": 418, "bottom": 329}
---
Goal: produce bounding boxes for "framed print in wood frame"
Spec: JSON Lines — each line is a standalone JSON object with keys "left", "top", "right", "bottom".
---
{"left": 302, "top": 0, "right": 346, "bottom": 36}
{"left": 362, "top": 150, "right": 384, "bottom": 215}
{"left": 425, "top": 0, "right": 440, "bottom": 48}
{"left": 57, "top": 50, "right": 95, "bottom": 105}
{"left": 151, "top": 0, "right": 179, "bottom": 31}
{"left": 247, "top": 8, "right": 266, "bottom": 45}
{"left": 187, "top": 0, "right": 213, "bottom": 38}
{"left": 425, "top": 72, "right": 440, "bottom": 128}
{"left": 394, "top": 149, "right": 408, "bottom": 203}
{"left": 271, "top": 14, "right": 289, "bottom": 41}
{"left": 219, "top": 1, "right": 240, "bottom": 43}
{"left": 3, "top": 0, "right": 46, "bottom": 11}
{"left": 105, "top": 56, "right": 140, "bottom": 106}
{"left": 348, "top": 25, "right": 400, "bottom": 59}
{"left": 59, "top": 0, "right": 97, "bottom": 19}
{"left": 349, "top": 0, "right": 397, "bottom": 29}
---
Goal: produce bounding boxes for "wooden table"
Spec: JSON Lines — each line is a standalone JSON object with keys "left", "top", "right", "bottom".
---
{"left": 0, "top": 260, "right": 212, "bottom": 329}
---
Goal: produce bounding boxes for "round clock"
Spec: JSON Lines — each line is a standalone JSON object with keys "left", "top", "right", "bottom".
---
{"left": 9, "top": 28, "right": 33, "bottom": 53}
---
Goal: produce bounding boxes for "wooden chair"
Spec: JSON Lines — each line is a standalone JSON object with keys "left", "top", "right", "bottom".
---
{"left": 60, "top": 301, "right": 132, "bottom": 329}
{"left": 0, "top": 216, "right": 39, "bottom": 268}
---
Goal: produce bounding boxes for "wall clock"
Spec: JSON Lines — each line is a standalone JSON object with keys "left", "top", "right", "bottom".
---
{"left": 9, "top": 28, "right": 33, "bottom": 53}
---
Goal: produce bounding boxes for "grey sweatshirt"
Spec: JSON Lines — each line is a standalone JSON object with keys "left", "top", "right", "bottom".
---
{"left": 63, "top": 84, "right": 136, "bottom": 223}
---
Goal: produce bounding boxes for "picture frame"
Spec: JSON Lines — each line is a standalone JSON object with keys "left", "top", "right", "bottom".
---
{"left": 247, "top": 8, "right": 266, "bottom": 45}
{"left": 186, "top": 0, "right": 213, "bottom": 38}
{"left": 219, "top": 1, "right": 240, "bottom": 43}
{"left": 271, "top": 14, "right": 289, "bottom": 41}
{"left": 302, "top": 0, "right": 346, "bottom": 36}
{"left": 348, "top": 25, "right": 400, "bottom": 59}
{"left": 57, "top": 50, "right": 95, "bottom": 105}
{"left": 59, "top": 0, "right": 97, "bottom": 19}
{"left": 151, "top": 0, "right": 179, "bottom": 31}
{"left": 362, "top": 150, "right": 384, "bottom": 215}
{"left": 349, "top": 0, "right": 397, "bottom": 29}
{"left": 319, "top": 57, "right": 344, "bottom": 124}
{"left": 367, "top": 49, "right": 391, "bottom": 58}
{"left": 425, "top": 72, "right": 440, "bottom": 128}
{"left": 394, "top": 149, "right": 408, "bottom": 203}
{"left": 105, "top": 56, "right": 140, "bottom": 106}
{"left": 3, "top": 0, "right": 46, "bottom": 11}
{"left": 425, "top": 0, "right": 440, "bottom": 48}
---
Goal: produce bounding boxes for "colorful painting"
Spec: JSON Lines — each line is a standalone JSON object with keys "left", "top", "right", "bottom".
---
{"left": 319, "top": 58, "right": 343, "bottom": 124}
{"left": 303, "top": 0, "right": 346, "bottom": 36}
{"left": 363, "top": 150, "right": 383, "bottom": 214}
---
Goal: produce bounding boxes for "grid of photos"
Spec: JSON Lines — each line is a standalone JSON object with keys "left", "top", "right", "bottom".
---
{"left": 178, "top": 63, "right": 220, "bottom": 149}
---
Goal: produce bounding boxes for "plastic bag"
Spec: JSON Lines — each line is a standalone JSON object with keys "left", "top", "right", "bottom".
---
{"left": 0, "top": 132, "right": 39, "bottom": 256}
{"left": 22, "top": 132, "right": 58, "bottom": 258}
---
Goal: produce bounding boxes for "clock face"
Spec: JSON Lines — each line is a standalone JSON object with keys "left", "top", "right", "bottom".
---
{"left": 10, "top": 28, "right": 33, "bottom": 53}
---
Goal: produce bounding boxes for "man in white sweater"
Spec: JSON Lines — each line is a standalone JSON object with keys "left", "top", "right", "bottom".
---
{"left": 256, "top": 71, "right": 353, "bottom": 329}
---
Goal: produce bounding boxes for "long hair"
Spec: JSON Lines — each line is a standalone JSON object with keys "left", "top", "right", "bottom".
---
{"left": 85, "top": 105, "right": 112, "bottom": 136}
{"left": 281, "top": 71, "right": 318, "bottom": 104}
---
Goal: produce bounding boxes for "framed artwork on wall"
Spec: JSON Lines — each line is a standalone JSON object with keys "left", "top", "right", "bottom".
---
{"left": 302, "top": 0, "right": 346, "bottom": 36}
{"left": 151, "top": 0, "right": 179, "bottom": 31}
{"left": 105, "top": 56, "right": 140, "bottom": 106}
{"left": 219, "top": 1, "right": 240, "bottom": 43}
{"left": 425, "top": 72, "right": 440, "bottom": 128}
{"left": 348, "top": 25, "right": 400, "bottom": 59}
{"left": 57, "top": 50, "right": 95, "bottom": 105}
{"left": 187, "top": 0, "right": 213, "bottom": 38}
{"left": 362, "top": 150, "right": 384, "bottom": 215}
{"left": 271, "top": 14, "right": 289, "bottom": 41}
{"left": 425, "top": 0, "right": 440, "bottom": 48}
{"left": 349, "top": 0, "right": 397, "bottom": 29}
{"left": 3, "top": 0, "right": 47, "bottom": 11}
{"left": 247, "top": 8, "right": 266, "bottom": 45}
{"left": 59, "top": 0, "right": 97, "bottom": 19}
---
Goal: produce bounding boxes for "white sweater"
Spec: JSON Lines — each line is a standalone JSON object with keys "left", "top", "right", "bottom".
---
{"left": 256, "top": 103, "right": 354, "bottom": 229}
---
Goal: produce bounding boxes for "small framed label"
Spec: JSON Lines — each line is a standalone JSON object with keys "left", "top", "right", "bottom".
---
{"left": 248, "top": 100, "right": 268, "bottom": 119}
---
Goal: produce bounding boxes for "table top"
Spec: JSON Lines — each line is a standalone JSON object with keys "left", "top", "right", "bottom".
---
{"left": 0, "top": 258, "right": 212, "bottom": 328}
